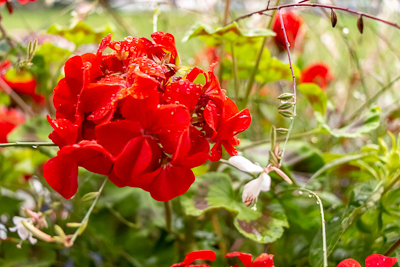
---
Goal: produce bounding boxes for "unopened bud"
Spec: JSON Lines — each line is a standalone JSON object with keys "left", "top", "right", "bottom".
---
{"left": 269, "top": 150, "right": 279, "bottom": 167}
{"left": 278, "top": 102, "right": 294, "bottom": 110}
{"left": 331, "top": 9, "right": 337, "bottom": 28}
{"left": 5, "top": 1, "right": 13, "bottom": 14}
{"left": 279, "top": 110, "right": 296, "bottom": 118}
{"left": 276, "top": 128, "right": 289, "bottom": 134}
{"left": 277, "top": 93, "right": 294, "bottom": 101}
{"left": 357, "top": 15, "right": 364, "bottom": 34}
{"left": 81, "top": 191, "right": 100, "bottom": 202}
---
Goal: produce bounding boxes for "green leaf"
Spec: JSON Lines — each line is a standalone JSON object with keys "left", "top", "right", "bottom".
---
{"left": 182, "top": 22, "right": 276, "bottom": 45}
{"left": 48, "top": 21, "right": 113, "bottom": 47}
{"left": 181, "top": 172, "right": 288, "bottom": 243}
{"left": 316, "top": 107, "right": 381, "bottom": 138}
{"left": 298, "top": 83, "right": 327, "bottom": 115}
{"left": 256, "top": 57, "right": 300, "bottom": 85}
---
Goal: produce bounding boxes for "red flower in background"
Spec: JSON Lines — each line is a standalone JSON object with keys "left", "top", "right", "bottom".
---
{"left": 272, "top": 11, "right": 304, "bottom": 51}
{"left": 226, "top": 252, "right": 274, "bottom": 267}
{"left": 3, "top": 69, "right": 44, "bottom": 103}
{"left": 0, "top": 106, "right": 24, "bottom": 143}
{"left": 171, "top": 250, "right": 216, "bottom": 267}
{"left": 300, "top": 63, "right": 333, "bottom": 90}
{"left": 337, "top": 254, "right": 397, "bottom": 267}
{"left": 44, "top": 32, "right": 250, "bottom": 201}
{"left": 0, "top": 0, "right": 35, "bottom": 5}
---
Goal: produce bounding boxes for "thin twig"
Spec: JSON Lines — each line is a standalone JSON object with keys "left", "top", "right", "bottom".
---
{"left": 277, "top": 8, "right": 297, "bottom": 162}
{"left": 385, "top": 237, "right": 400, "bottom": 256}
{"left": 233, "top": 3, "right": 400, "bottom": 31}
{"left": 0, "top": 141, "right": 56, "bottom": 148}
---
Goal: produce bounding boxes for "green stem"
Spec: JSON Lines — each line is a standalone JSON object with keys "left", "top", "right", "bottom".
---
{"left": 69, "top": 178, "right": 108, "bottom": 245}
{"left": 231, "top": 42, "right": 239, "bottom": 101}
{"left": 164, "top": 201, "right": 172, "bottom": 232}
{"left": 0, "top": 142, "right": 57, "bottom": 148}
{"left": 242, "top": 0, "right": 280, "bottom": 109}
{"left": 301, "top": 189, "right": 328, "bottom": 267}
{"left": 347, "top": 75, "right": 400, "bottom": 121}
{"left": 239, "top": 128, "right": 320, "bottom": 150}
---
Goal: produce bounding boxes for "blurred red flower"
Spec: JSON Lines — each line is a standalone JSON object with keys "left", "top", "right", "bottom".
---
{"left": 0, "top": 0, "right": 35, "bottom": 5}
{"left": 337, "top": 254, "right": 398, "bottom": 267}
{"left": 0, "top": 106, "right": 24, "bottom": 143}
{"left": 226, "top": 252, "right": 274, "bottom": 267}
{"left": 171, "top": 250, "right": 216, "bottom": 267}
{"left": 44, "top": 32, "right": 251, "bottom": 200}
{"left": 300, "top": 62, "right": 333, "bottom": 90}
{"left": 272, "top": 11, "right": 304, "bottom": 51}
{"left": 3, "top": 69, "right": 44, "bottom": 103}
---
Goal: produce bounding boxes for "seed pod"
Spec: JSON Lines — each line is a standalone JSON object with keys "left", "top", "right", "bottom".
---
{"left": 331, "top": 9, "right": 337, "bottom": 28}
{"left": 270, "top": 125, "right": 277, "bottom": 152}
{"left": 5, "top": 2, "right": 13, "bottom": 14}
{"left": 276, "top": 128, "right": 289, "bottom": 135}
{"left": 277, "top": 93, "right": 294, "bottom": 101}
{"left": 357, "top": 15, "right": 364, "bottom": 34}
{"left": 279, "top": 110, "right": 297, "bottom": 118}
{"left": 278, "top": 102, "right": 294, "bottom": 110}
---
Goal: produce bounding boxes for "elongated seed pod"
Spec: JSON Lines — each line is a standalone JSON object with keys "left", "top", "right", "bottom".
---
{"left": 357, "top": 15, "right": 364, "bottom": 34}
{"left": 331, "top": 9, "right": 337, "bottom": 28}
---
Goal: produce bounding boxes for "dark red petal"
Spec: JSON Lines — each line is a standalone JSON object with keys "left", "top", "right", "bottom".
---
{"left": 221, "top": 140, "right": 238, "bottom": 157}
{"left": 114, "top": 137, "right": 161, "bottom": 187}
{"left": 64, "top": 56, "right": 84, "bottom": 92}
{"left": 172, "top": 129, "right": 191, "bottom": 162}
{"left": 223, "top": 97, "right": 239, "bottom": 121}
{"left": 164, "top": 80, "right": 202, "bottom": 113}
{"left": 204, "top": 101, "right": 221, "bottom": 134}
{"left": 78, "top": 83, "right": 123, "bottom": 125}
{"left": 203, "top": 63, "right": 225, "bottom": 104}
{"left": 149, "top": 165, "right": 195, "bottom": 201}
{"left": 225, "top": 252, "right": 253, "bottom": 267}
{"left": 96, "top": 120, "right": 142, "bottom": 156}
{"left": 123, "top": 66, "right": 159, "bottom": 99}
{"left": 53, "top": 78, "right": 78, "bottom": 121}
{"left": 43, "top": 156, "right": 78, "bottom": 199}
{"left": 184, "top": 250, "right": 217, "bottom": 266}
{"left": 252, "top": 253, "right": 274, "bottom": 267}
{"left": 337, "top": 259, "right": 362, "bottom": 267}
{"left": 365, "top": 254, "right": 398, "bottom": 267}
{"left": 47, "top": 115, "right": 77, "bottom": 146}
{"left": 152, "top": 105, "right": 190, "bottom": 134}
{"left": 81, "top": 53, "right": 103, "bottom": 82}
{"left": 121, "top": 95, "right": 159, "bottom": 124}
{"left": 151, "top": 32, "right": 178, "bottom": 62}
{"left": 209, "top": 143, "right": 222, "bottom": 162}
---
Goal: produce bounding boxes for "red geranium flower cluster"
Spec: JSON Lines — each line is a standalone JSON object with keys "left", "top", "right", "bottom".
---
{"left": 0, "top": 106, "right": 24, "bottom": 143}
{"left": 300, "top": 62, "right": 334, "bottom": 90}
{"left": 0, "top": 0, "right": 35, "bottom": 5}
{"left": 272, "top": 11, "right": 304, "bottom": 51}
{"left": 337, "top": 254, "right": 397, "bottom": 267}
{"left": 44, "top": 32, "right": 251, "bottom": 201}
{"left": 170, "top": 251, "right": 274, "bottom": 267}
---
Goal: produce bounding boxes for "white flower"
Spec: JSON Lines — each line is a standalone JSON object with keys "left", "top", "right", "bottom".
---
{"left": 9, "top": 216, "right": 37, "bottom": 245}
{"left": 229, "top": 156, "right": 292, "bottom": 210}
{"left": 0, "top": 223, "right": 7, "bottom": 239}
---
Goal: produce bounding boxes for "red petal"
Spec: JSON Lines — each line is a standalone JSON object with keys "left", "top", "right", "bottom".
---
{"left": 186, "top": 67, "right": 208, "bottom": 84}
{"left": 123, "top": 66, "right": 159, "bottom": 99}
{"left": 204, "top": 101, "right": 222, "bottom": 135}
{"left": 152, "top": 105, "right": 190, "bottom": 134}
{"left": 365, "top": 254, "right": 398, "bottom": 267}
{"left": 164, "top": 80, "right": 202, "bottom": 113}
{"left": 337, "top": 259, "right": 362, "bottom": 267}
{"left": 43, "top": 156, "right": 78, "bottom": 199}
{"left": 47, "top": 115, "right": 77, "bottom": 146}
{"left": 209, "top": 143, "right": 222, "bottom": 162}
{"left": 214, "top": 109, "right": 251, "bottom": 141}
{"left": 64, "top": 56, "right": 84, "bottom": 93}
{"left": 149, "top": 165, "right": 195, "bottom": 201}
{"left": 184, "top": 250, "right": 217, "bottom": 266}
{"left": 151, "top": 32, "right": 178, "bottom": 62}
{"left": 130, "top": 57, "right": 165, "bottom": 79}
{"left": 58, "top": 141, "right": 114, "bottom": 175}
{"left": 96, "top": 120, "right": 142, "bottom": 156}
{"left": 97, "top": 33, "right": 112, "bottom": 56}
{"left": 78, "top": 83, "right": 123, "bottom": 125}
{"left": 81, "top": 53, "right": 103, "bottom": 82}
{"left": 113, "top": 136, "right": 161, "bottom": 187}
{"left": 203, "top": 63, "right": 225, "bottom": 104}
{"left": 121, "top": 94, "right": 159, "bottom": 123}
{"left": 53, "top": 78, "right": 78, "bottom": 121}
{"left": 225, "top": 252, "right": 253, "bottom": 267}
{"left": 223, "top": 97, "right": 239, "bottom": 121}
{"left": 252, "top": 253, "right": 274, "bottom": 267}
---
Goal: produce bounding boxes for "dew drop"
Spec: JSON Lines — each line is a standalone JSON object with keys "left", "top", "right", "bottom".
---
{"left": 316, "top": 201, "right": 320, "bottom": 205}
{"left": 298, "top": 191, "right": 303, "bottom": 195}
{"left": 308, "top": 194, "right": 313, "bottom": 198}
{"left": 32, "top": 145, "right": 37, "bottom": 149}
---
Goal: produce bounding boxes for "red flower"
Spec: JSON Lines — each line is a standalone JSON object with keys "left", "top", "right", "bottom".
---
{"left": 0, "top": 0, "right": 35, "bottom": 5}
{"left": 272, "top": 11, "right": 304, "bottom": 51}
{"left": 44, "top": 32, "right": 250, "bottom": 201}
{"left": 0, "top": 106, "right": 24, "bottom": 143}
{"left": 226, "top": 252, "right": 274, "bottom": 267}
{"left": 171, "top": 250, "right": 216, "bottom": 267}
{"left": 337, "top": 254, "right": 398, "bottom": 267}
{"left": 300, "top": 63, "right": 333, "bottom": 90}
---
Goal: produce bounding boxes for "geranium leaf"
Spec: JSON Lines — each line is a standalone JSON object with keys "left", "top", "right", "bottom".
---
{"left": 298, "top": 83, "right": 327, "bottom": 115}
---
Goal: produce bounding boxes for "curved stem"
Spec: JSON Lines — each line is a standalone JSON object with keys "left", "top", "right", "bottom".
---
{"left": 69, "top": 178, "right": 108, "bottom": 246}
{"left": 234, "top": 3, "right": 400, "bottom": 31}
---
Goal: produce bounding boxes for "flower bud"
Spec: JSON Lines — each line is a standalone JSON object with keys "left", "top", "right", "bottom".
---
{"left": 276, "top": 128, "right": 289, "bottom": 135}
{"left": 331, "top": 9, "right": 337, "bottom": 28}
{"left": 357, "top": 15, "right": 364, "bottom": 34}
{"left": 277, "top": 93, "right": 294, "bottom": 101}
{"left": 279, "top": 110, "right": 296, "bottom": 118}
{"left": 278, "top": 102, "right": 294, "bottom": 110}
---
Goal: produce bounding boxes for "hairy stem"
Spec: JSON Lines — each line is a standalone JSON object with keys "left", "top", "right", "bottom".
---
{"left": 164, "top": 201, "right": 172, "bottom": 232}
{"left": 0, "top": 141, "right": 57, "bottom": 148}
